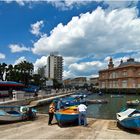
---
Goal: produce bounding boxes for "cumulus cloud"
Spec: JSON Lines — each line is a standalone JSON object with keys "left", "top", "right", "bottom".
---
{"left": 4, "top": 0, "right": 138, "bottom": 10}
{"left": 14, "top": 56, "right": 26, "bottom": 65}
{"left": 32, "top": 6, "right": 140, "bottom": 78}
{"left": 30, "top": 20, "right": 44, "bottom": 36}
{"left": 9, "top": 44, "right": 30, "bottom": 53}
{"left": 0, "top": 53, "right": 6, "bottom": 59}
{"left": 63, "top": 56, "right": 81, "bottom": 67}
{"left": 47, "top": 0, "right": 91, "bottom": 10}
{"left": 103, "top": 0, "right": 138, "bottom": 10}
{"left": 63, "top": 60, "right": 105, "bottom": 79}
{"left": 32, "top": 7, "right": 140, "bottom": 59}
{"left": 33, "top": 56, "right": 48, "bottom": 72}
{"left": 5, "top": 0, "right": 26, "bottom": 6}
{"left": 47, "top": 0, "right": 138, "bottom": 11}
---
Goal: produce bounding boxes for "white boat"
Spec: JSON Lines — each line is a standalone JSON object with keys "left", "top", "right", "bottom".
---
{"left": 116, "top": 108, "right": 140, "bottom": 131}
{"left": 111, "top": 95, "right": 124, "bottom": 98}
{"left": 0, "top": 109, "right": 23, "bottom": 123}
{"left": 0, "top": 106, "right": 37, "bottom": 123}
{"left": 126, "top": 99, "right": 140, "bottom": 106}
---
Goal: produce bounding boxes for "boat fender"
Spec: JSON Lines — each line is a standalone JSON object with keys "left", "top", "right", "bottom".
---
{"left": 20, "top": 106, "right": 29, "bottom": 113}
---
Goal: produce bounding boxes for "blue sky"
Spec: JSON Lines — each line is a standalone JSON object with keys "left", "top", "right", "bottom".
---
{"left": 0, "top": 0, "right": 140, "bottom": 79}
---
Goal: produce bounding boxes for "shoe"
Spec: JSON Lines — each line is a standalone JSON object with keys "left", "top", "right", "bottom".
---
{"left": 84, "top": 124, "right": 88, "bottom": 127}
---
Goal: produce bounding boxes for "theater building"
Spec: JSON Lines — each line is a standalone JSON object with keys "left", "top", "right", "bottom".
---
{"left": 99, "top": 58, "right": 140, "bottom": 93}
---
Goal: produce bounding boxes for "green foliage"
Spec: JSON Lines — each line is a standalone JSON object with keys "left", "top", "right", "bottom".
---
{"left": 0, "top": 61, "right": 33, "bottom": 86}
{"left": 53, "top": 79, "right": 63, "bottom": 89}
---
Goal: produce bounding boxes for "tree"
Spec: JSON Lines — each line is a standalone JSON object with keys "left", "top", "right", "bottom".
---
{"left": 0, "top": 63, "right": 7, "bottom": 81}
{"left": 15, "top": 61, "right": 33, "bottom": 85}
{"left": 53, "top": 79, "right": 63, "bottom": 89}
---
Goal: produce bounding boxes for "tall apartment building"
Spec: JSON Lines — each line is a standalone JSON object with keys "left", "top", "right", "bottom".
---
{"left": 99, "top": 58, "right": 140, "bottom": 93}
{"left": 47, "top": 53, "right": 63, "bottom": 83}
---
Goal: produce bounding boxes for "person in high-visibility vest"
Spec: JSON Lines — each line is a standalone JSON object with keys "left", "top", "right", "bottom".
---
{"left": 48, "top": 102, "right": 56, "bottom": 125}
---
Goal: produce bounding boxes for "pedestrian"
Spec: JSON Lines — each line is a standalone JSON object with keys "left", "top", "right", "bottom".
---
{"left": 33, "top": 89, "right": 38, "bottom": 97}
{"left": 57, "top": 98, "right": 63, "bottom": 110}
{"left": 77, "top": 103, "right": 87, "bottom": 126}
{"left": 26, "top": 107, "right": 36, "bottom": 120}
{"left": 48, "top": 102, "right": 56, "bottom": 125}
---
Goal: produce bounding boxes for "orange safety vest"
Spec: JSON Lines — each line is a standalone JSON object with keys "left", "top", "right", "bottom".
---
{"left": 49, "top": 104, "right": 55, "bottom": 113}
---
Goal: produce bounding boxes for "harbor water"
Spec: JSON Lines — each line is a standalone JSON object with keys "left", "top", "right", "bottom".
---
{"left": 36, "top": 93, "right": 140, "bottom": 120}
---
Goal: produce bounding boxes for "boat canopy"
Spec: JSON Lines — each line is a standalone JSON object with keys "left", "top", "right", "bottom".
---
{"left": 117, "top": 108, "right": 136, "bottom": 121}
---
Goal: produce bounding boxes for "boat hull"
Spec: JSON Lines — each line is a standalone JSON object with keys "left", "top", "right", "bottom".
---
{"left": 55, "top": 108, "right": 79, "bottom": 126}
{"left": 118, "top": 116, "right": 140, "bottom": 131}
{"left": 0, "top": 115, "right": 22, "bottom": 123}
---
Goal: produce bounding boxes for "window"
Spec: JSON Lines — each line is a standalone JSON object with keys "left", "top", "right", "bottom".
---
{"left": 109, "top": 82, "right": 112, "bottom": 88}
{"left": 112, "top": 72, "right": 118, "bottom": 78}
{"left": 109, "top": 73, "right": 112, "bottom": 79}
{"left": 122, "top": 80, "right": 127, "bottom": 88}
{"left": 113, "top": 81, "right": 118, "bottom": 88}
{"left": 122, "top": 71, "right": 127, "bottom": 77}
{"left": 137, "top": 84, "right": 140, "bottom": 88}
{"left": 101, "top": 82, "right": 105, "bottom": 88}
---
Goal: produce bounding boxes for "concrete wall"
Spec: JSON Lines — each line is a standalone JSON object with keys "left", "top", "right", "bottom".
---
{"left": 0, "top": 90, "right": 75, "bottom": 107}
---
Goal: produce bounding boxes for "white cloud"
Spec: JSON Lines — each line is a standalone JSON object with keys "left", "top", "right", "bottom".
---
{"left": 33, "top": 56, "right": 48, "bottom": 72}
{"left": 30, "top": 20, "right": 44, "bottom": 36}
{"left": 5, "top": 0, "right": 26, "bottom": 6}
{"left": 69, "top": 61, "right": 104, "bottom": 73}
{"left": 9, "top": 44, "right": 30, "bottom": 53}
{"left": 47, "top": 0, "right": 91, "bottom": 10}
{"left": 31, "top": 6, "right": 140, "bottom": 79}
{"left": 63, "top": 56, "right": 81, "bottom": 67}
{"left": 4, "top": 0, "right": 138, "bottom": 10}
{"left": 63, "top": 60, "right": 105, "bottom": 79}
{"left": 32, "top": 7, "right": 140, "bottom": 59}
{"left": 47, "top": 0, "right": 138, "bottom": 11}
{"left": 14, "top": 56, "right": 26, "bottom": 65}
{"left": 0, "top": 53, "right": 6, "bottom": 59}
{"left": 104, "top": 0, "right": 138, "bottom": 10}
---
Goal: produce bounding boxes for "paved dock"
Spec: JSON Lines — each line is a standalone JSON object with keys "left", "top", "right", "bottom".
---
{"left": 0, "top": 114, "right": 139, "bottom": 139}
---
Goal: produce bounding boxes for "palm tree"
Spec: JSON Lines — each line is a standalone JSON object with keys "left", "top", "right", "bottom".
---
{"left": 6, "top": 64, "right": 13, "bottom": 81}
{"left": 0, "top": 63, "right": 7, "bottom": 81}
{"left": 15, "top": 61, "right": 34, "bottom": 85}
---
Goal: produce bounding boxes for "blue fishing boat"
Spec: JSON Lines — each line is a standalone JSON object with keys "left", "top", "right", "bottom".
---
{"left": 57, "top": 97, "right": 80, "bottom": 108}
{"left": 116, "top": 108, "right": 140, "bottom": 131}
{"left": 55, "top": 107, "right": 79, "bottom": 126}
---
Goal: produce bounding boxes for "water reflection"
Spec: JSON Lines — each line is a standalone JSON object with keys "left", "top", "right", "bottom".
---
{"left": 36, "top": 93, "right": 140, "bottom": 120}
{"left": 87, "top": 94, "right": 140, "bottom": 119}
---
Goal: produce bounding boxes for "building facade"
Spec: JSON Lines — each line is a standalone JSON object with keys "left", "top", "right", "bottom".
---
{"left": 89, "top": 77, "right": 99, "bottom": 89}
{"left": 63, "top": 77, "right": 87, "bottom": 88}
{"left": 47, "top": 54, "right": 63, "bottom": 83}
{"left": 99, "top": 58, "right": 140, "bottom": 93}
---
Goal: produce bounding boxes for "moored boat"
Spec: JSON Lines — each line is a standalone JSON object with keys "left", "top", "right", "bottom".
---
{"left": 55, "top": 96, "right": 86, "bottom": 110}
{"left": 116, "top": 108, "right": 140, "bottom": 131}
{"left": 0, "top": 109, "right": 23, "bottom": 123}
{"left": 0, "top": 106, "right": 37, "bottom": 123}
{"left": 111, "top": 95, "right": 124, "bottom": 98}
{"left": 54, "top": 107, "right": 79, "bottom": 126}
{"left": 126, "top": 99, "right": 140, "bottom": 106}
